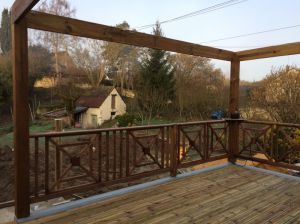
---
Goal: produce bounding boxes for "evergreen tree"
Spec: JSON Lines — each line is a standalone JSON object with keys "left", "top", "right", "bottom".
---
{"left": 0, "top": 9, "right": 12, "bottom": 54}
{"left": 137, "top": 22, "right": 175, "bottom": 122}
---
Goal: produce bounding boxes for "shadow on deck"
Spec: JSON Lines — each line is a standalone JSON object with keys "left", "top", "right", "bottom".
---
{"left": 19, "top": 163, "right": 300, "bottom": 224}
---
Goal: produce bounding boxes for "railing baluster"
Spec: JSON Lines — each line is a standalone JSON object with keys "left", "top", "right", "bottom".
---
{"left": 182, "top": 129, "right": 185, "bottom": 161}
{"left": 89, "top": 137, "right": 93, "bottom": 178}
{"left": 45, "top": 137, "right": 49, "bottom": 195}
{"left": 106, "top": 131, "right": 110, "bottom": 181}
{"left": 55, "top": 144, "right": 61, "bottom": 190}
{"left": 98, "top": 133, "right": 102, "bottom": 182}
{"left": 204, "top": 124, "right": 208, "bottom": 160}
{"left": 270, "top": 125, "right": 274, "bottom": 159}
{"left": 170, "top": 125, "right": 178, "bottom": 177}
{"left": 119, "top": 130, "right": 123, "bottom": 178}
{"left": 133, "top": 135, "right": 137, "bottom": 167}
{"left": 126, "top": 131, "right": 130, "bottom": 177}
{"left": 113, "top": 130, "right": 117, "bottom": 180}
{"left": 155, "top": 132, "right": 158, "bottom": 164}
{"left": 161, "top": 127, "right": 165, "bottom": 168}
{"left": 166, "top": 126, "right": 170, "bottom": 168}
{"left": 210, "top": 125, "right": 213, "bottom": 157}
{"left": 34, "top": 137, "right": 39, "bottom": 197}
{"left": 224, "top": 124, "right": 228, "bottom": 151}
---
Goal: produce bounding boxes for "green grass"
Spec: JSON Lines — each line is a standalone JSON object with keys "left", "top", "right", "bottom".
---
{"left": 0, "top": 121, "right": 54, "bottom": 147}
{"left": 135, "top": 117, "right": 177, "bottom": 126}
{"left": 29, "top": 121, "right": 54, "bottom": 133}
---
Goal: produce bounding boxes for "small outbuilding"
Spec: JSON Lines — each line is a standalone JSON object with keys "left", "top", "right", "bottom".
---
{"left": 75, "top": 87, "right": 126, "bottom": 128}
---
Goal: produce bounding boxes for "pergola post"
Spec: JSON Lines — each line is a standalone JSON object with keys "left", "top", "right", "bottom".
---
{"left": 12, "top": 18, "right": 30, "bottom": 218}
{"left": 228, "top": 56, "right": 240, "bottom": 163}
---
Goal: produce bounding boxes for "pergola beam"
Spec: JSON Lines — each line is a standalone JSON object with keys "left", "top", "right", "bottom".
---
{"left": 26, "top": 11, "right": 235, "bottom": 61}
{"left": 11, "top": 0, "right": 40, "bottom": 23}
{"left": 237, "top": 42, "right": 300, "bottom": 61}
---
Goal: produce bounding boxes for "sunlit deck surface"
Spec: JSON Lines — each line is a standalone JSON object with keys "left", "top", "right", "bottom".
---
{"left": 25, "top": 165, "right": 300, "bottom": 224}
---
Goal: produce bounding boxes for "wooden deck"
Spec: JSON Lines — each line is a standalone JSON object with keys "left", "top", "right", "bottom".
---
{"left": 25, "top": 165, "right": 300, "bottom": 224}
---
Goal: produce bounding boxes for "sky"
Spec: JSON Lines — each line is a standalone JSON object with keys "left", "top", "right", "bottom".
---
{"left": 1, "top": 0, "right": 300, "bottom": 81}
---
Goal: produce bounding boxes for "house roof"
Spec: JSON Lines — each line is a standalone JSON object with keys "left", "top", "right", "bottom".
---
{"left": 76, "top": 86, "right": 115, "bottom": 108}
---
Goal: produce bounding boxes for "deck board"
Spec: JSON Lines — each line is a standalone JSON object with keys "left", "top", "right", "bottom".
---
{"left": 25, "top": 165, "right": 300, "bottom": 224}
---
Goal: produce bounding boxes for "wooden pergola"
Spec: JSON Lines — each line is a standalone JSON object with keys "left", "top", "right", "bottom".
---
{"left": 11, "top": 0, "right": 300, "bottom": 219}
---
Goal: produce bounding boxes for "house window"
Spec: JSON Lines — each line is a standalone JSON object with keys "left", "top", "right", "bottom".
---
{"left": 111, "top": 94, "right": 117, "bottom": 109}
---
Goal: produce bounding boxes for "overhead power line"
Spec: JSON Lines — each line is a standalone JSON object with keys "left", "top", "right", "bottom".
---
{"left": 200, "top": 24, "right": 300, "bottom": 44}
{"left": 134, "top": 0, "right": 249, "bottom": 31}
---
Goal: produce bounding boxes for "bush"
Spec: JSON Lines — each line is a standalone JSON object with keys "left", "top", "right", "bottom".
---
{"left": 115, "top": 113, "right": 135, "bottom": 127}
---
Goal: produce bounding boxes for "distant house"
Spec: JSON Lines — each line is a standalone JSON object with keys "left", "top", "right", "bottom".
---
{"left": 76, "top": 87, "right": 126, "bottom": 128}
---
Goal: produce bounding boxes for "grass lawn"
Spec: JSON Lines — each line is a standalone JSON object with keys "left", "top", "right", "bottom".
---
{"left": 135, "top": 117, "right": 177, "bottom": 126}
{"left": 0, "top": 121, "right": 54, "bottom": 147}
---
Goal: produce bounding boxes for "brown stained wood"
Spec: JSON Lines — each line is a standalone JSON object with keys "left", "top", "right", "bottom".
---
{"left": 161, "top": 128, "right": 165, "bottom": 169}
{"left": 34, "top": 137, "right": 39, "bottom": 197}
{"left": 24, "top": 166, "right": 300, "bottom": 224}
{"left": 97, "top": 133, "right": 102, "bottom": 182}
{"left": 237, "top": 42, "right": 300, "bottom": 61}
{"left": 119, "top": 131, "right": 123, "bottom": 178}
{"left": 228, "top": 56, "right": 240, "bottom": 163}
{"left": 113, "top": 130, "right": 117, "bottom": 180}
{"left": 29, "top": 168, "right": 170, "bottom": 204}
{"left": 126, "top": 131, "right": 130, "bottom": 177}
{"left": 55, "top": 145, "right": 61, "bottom": 190}
{"left": 11, "top": 0, "right": 39, "bottom": 23}
{"left": 105, "top": 131, "right": 110, "bottom": 181}
{"left": 29, "top": 120, "right": 225, "bottom": 138}
{"left": 166, "top": 127, "right": 170, "bottom": 168}
{"left": 45, "top": 137, "right": 50, "bottom": 195}
{"left": 228, "top": 56, "right": 240, "bottom": 115}
{"left": 12, "top": 18, "right": 30, "bottom": 218}
{"left": 26, "top": 11, "right": 235, "bottom": 61}
{"left": 170, "top": 126, "right": 178, "bottom": 177}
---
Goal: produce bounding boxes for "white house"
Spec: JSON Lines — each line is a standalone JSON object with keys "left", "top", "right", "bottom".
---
{"left": 75, "top": 87, "right": 126, "bottom": 128}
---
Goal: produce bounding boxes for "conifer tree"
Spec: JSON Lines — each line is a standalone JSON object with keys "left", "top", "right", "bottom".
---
{"left": 137, "top": 22, "right": 175, "bottom": 122}
{"left": 0, "top": 9, "right": 12, "bottom": 54}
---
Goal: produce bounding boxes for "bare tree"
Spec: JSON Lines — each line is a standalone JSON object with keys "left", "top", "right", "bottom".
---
{"left": 71, "top": 39, "right": 106, "bottom": 89}
{"left": 250, "top": 66, "right": 300, "bottom": 123}
{"left": 102, "top": 22, "right": 139, "bottom": 94}
{"left": 37, "top": 0, "right": 76, "bottom": 75}
{"left": 172, "top": 54, "right": 227, "bottom": 120}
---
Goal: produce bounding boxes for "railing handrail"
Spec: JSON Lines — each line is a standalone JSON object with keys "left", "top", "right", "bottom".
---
{"left": 29, "top": 119, "right": 227, "bottom": 138}
{"left": 242, "top": 120, "right": 300, "bottom": 128}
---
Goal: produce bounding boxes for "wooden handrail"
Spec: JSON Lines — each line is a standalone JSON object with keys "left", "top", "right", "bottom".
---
{"left": 29, "top": 120, "right": 226, "bottom": 138}
{"left": 242, "top": 120, "right": 300, "bottom": 128}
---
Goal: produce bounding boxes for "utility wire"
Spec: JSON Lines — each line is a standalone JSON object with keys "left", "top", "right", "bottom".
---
{"left": 134, "top": 0, "right": 249, "bottom": 31}
{"left": 200, "top": 24, "right": 300, "bottom": 44}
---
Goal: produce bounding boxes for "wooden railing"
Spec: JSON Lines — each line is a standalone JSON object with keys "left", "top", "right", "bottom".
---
{"left": 238, "top": 120, "right": 300, "bottom": 171}
{"left": 1, "top": 119, "right": 299, "bottom": 209}
{"left": 25, "top": 120, "right": 228, "bottom": 204}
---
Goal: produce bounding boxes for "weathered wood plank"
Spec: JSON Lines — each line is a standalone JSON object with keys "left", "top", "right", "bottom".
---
{"left": 26, "top": 11, "right": 235, "bottom": 61}
{"left": 11, "top": 0, "right": 40, "bottom": 23}
{"left": 24, "top": 166, "right": 300, "bottom": 224}
{"left": 237, "top": 42, "right": 300, "bottom": 61}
